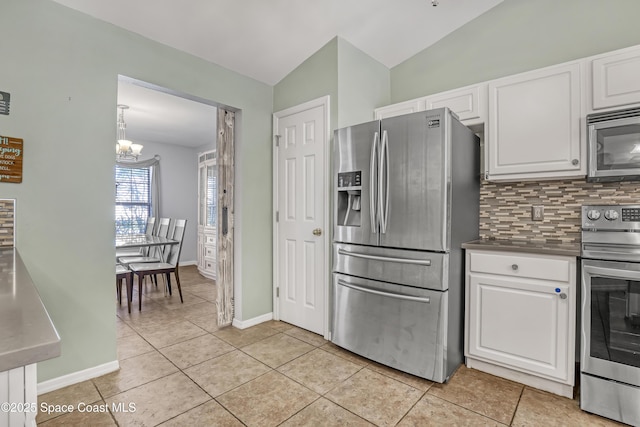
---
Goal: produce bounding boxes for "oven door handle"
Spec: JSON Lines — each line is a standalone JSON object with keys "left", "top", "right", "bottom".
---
{"left": 583, "top": 243, "right": 640, "bottom": 257}
{"left": 337, "top": 279, "right": 431, "bottom": 303}
{"left": 583, "top": 264, "right": 640, "bottom": 280}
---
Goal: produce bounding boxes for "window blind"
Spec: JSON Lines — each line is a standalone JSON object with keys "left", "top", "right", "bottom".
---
{"left": 115, "top": 165, "right": 151, "bottom": 235}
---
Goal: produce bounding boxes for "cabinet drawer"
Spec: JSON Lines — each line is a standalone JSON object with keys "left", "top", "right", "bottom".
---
{"left": 205, "top": 234, "right": 216, "bottom": 245}
{"left": 204, "top": 246, "right": 215, "bottom": 258}
{"left": 204, "top": 260, "right": 215, "bottom": 271}
{"left": 469, "top": 251, "right": 571, "bottom": 282}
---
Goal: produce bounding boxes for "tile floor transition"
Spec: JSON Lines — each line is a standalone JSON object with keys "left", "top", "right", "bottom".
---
{"left": 37, "top": 266, "right": 624, "bottom": 426}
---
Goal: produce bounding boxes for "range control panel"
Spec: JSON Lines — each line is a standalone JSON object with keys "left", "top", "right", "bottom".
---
{"left": 582, "top": 205, "right": 640, "bottom": 231}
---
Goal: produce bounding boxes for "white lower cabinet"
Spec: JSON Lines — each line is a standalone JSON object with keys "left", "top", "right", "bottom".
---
{"left": 465, "top": 249, "right": 576, "bottom": 398}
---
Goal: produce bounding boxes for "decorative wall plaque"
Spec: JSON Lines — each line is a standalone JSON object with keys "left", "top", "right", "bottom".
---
{"left": 0, "top": 136, "right": 23, "bottom": 183}
{"left": 0, "top": 91, "right": 9, "bottom": 115}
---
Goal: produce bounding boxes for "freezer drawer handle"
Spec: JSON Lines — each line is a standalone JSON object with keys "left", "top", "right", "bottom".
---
{"left": 337, "top": 248, "right": 432, "bottom": 266}
{"left": 338, "top": 279, "right": 431, "bottom": 303}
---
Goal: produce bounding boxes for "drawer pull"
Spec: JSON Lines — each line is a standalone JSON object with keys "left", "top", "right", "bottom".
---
{"left": 511, "top": 264, "right": 519, "bottom": 271}
{"left": 337, "top": 279, "right": 431, "bottom": 303}
{"left": 337, "top": 249, "right": 432, "bottom": 266}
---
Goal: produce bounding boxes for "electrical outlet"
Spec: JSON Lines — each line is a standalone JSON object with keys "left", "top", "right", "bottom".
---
{"left": 532, "top": 205, "right": 544, "bottom": 221}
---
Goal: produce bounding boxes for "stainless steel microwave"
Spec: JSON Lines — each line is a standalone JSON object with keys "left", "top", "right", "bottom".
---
{"left": 587, "top": 107, "right": 640, "bottom": 182}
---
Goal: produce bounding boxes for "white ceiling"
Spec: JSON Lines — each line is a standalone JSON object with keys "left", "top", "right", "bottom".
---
{"left": 117, "top": 80, "right": 217, "bottom": 148}
{"left": 56, "top": 0, "right": 504, "bottom": 149}
{"left": 52, "top": 0, "right": 503, "bottom": 86}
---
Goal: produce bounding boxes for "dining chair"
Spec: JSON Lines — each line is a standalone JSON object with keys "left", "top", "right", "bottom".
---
{"left": 116, "top": 264, "right": 133, "bottom": 313}
{"left": 129, "top": 219, "right": 187, "bottom": 310}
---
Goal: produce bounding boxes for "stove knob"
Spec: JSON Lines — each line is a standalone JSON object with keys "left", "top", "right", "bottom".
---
{"left": 604, "top": 210, "right": 619, "bottom": 221}
{"left": 587, "top": 210, "right": 601, "bottom": 221}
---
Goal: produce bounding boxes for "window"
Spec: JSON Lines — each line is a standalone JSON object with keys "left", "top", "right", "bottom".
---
{"left": 115, "top": 165, "right": 151, "bottom": 235}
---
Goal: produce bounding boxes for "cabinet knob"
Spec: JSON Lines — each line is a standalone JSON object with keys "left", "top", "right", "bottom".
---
{"left": 511, "top": 264, "right": 518, "bottom": 271}
{"left": 559, "top": 293, "right": 567, "bottom": 300}
{"left": 572, "top": 159, "right": 579, "bottom": 166}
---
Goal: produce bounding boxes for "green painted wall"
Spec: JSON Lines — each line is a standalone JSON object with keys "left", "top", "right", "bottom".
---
{"left": 391, "top": 0, "right": 640, "bottom": 102}
{"left": 273, "top": 38, "right": 339, "bottom": 130}
{"left": 0, "top": 0, "right": 272, "bottom": 381}
{"left": 337, "top": 39, "right": 390, "bottom": 128}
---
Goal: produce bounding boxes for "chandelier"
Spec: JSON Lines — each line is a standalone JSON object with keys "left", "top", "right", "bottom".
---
{"left": 116, "top": 104, "right": 143, "bottom": 161}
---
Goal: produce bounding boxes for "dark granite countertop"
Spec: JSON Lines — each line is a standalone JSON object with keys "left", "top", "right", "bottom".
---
{"left": 462, "top": 239, "right": 580, "bottom": 257}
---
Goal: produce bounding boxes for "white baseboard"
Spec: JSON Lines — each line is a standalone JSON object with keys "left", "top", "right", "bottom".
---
{"left": 179, "top": 260, "right": 197, "bottom": 266}
{"left": 37, "top": 360, "right": 119, "bottom": 395}
{"left": 232, "top": 312, "right": 273, "bottom": 329}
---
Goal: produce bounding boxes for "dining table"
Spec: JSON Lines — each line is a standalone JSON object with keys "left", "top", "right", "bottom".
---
{"left": 115, "top": 234, "right": 179, "bottom": 263}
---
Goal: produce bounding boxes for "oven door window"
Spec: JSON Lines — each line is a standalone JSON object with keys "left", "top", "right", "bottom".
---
{"left": 590, "top": 275, "right": 640, "bottom": 368}
{"left": 594, "top": 123, "right": 640, "bottom": 171}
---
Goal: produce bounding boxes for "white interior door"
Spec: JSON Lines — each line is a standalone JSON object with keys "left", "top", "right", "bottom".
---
{"left": 274, "top": 97, "right": 328, "bottom": 336}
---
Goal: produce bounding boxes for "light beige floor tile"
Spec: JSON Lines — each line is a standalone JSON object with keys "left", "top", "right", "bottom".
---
{"left": 398, "top": 393, "right": 504, "bottom": 426}
{"left": 93, "top": 351, "right": 178, "bottom": 397}
{"left": 427, "top": 365, "right": 523, "bottom": 425}
{"left": 105, "top": 372, "right": 211, "bottom": 427}
{"left": 136, "top": 319, "right": 207, "bottom": 348}
{"left": 217, "top": 370, "right": 318, "bottom": 427}
{"left": 38, "top": 401, "right": 116, "bottom": 426}
{"left": 119, "top": 306, "right": 184, "bottom": 329}
{"left": 178, "top": 301, "right": 218, "bottom": 320}
{"left": 325, "top": 368, "right": 423, "bottom": 427}
{"left": 184, "top": 350, "right": 271, "bottom": 397}
{"left": 37, "top": 381, "right": 102, "bottom": 423}
{"left": 159, "top": 400, "right": 243, "bottom": 426}
{"left": 213, "top": 324, "right": 280, "bottom": 347}
{"left": 283, "top": 326, "right": 327, "bottom": 347}
{"left": 263, "top": 320, "right": 295, "bottom": 332}
{"left": 241, "top": 333, "right": 315, "bottom": 368}
{"left": 153, "top": 292, "right": 206, "bottom": 310}
{"left": 116, "top": 318, "right": 137, "bottom": 338}
{"left": 187, "top": 313, "right": 222, "bottom": 333}
{"left": 278, "top": 348, "right": 362, "bottom": 394}
{"left": 367, "top": 361, "right": 434, "bottom": 392}
{"left": 117, "top": 333, "right": 155, "bottom": 361}
{"left": 280, "top": 397, "right": 374, "bottom": 427}
{"left": 512, "top": 387, "right": 623, "bottom": 427}
{"left": 319, "top": 342, "right": 371, "bottom": 367}
{"left": 160, "top": 333, "right": 234, "bottom": 369}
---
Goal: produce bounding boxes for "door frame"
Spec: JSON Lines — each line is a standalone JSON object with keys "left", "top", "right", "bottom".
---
{"left": 272, "top": 95, "right": 330, "bottom": 339}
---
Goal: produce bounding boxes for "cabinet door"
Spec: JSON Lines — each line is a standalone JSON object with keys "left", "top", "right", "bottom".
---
{"left": 374, "top": 98, "right": 425, "bottom": 120}
{"left": 425, "top": 84, "right": 486, "bottom": 125}
{"left": 467, "top": 273, "right": 571, "bottom": 382}
{"left": 486, "top": 63, "right": 583, "bottom": 180}
{"left": 592, "top": 46, "right": 640, "bottom": 110}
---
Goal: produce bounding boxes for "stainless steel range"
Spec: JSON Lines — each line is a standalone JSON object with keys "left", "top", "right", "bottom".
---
{"left": 581, "top": 204, "right": 640, "bottom": 426}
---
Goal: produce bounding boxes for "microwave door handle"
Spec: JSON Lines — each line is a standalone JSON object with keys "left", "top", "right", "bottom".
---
{"left": 370, "top": 131, "right": 379, "bottom": 233}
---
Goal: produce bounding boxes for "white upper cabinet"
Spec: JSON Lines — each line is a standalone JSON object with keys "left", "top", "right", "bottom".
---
{"left": 424, "top": 84, "right": 486, "bottom": 126}
{"left": 486, "top": 62, "right": 584, "bottom": 181}
{"left": 374, "top": 98, "right": 425, "bottom": 120}
{"left": 591, "top": 45, "right": 640, "bottom": 111}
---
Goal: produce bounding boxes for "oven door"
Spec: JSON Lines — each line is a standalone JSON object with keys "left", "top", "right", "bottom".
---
{"left": 588, "top": 116, "right": 640, "bottom": 182}
{"left": 581, "top": 259, "right": 640, "bottom": 387}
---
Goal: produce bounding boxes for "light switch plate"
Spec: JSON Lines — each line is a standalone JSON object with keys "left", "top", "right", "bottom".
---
{"left": 532, "top": 205, "right": 544, "bottom": 221}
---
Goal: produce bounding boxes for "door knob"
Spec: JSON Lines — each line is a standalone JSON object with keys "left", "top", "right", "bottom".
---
{"left": 313, "top": 228, "right": 322, "bottom": 236}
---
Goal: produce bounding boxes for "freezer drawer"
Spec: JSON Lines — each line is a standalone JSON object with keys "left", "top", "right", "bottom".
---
{"left": 331, "top": 273, "right": 449, "bottom": 382}
{"left": 333, "top": 243, "right": 448, "bottom": 290}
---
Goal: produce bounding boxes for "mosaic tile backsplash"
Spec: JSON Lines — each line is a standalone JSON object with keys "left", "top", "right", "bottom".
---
{"left": 480, "top": 179, "right": 640, "bottom": 243}
{"left": 0, "top": 199, "right": 15, "bottom": 247}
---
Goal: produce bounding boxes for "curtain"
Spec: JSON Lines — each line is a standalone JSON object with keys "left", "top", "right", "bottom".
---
{"left": 216, "top": 109, "right": 235, "bottom": 326}
{"left": 116, "top": 155, "right": 161, "bottom": 220}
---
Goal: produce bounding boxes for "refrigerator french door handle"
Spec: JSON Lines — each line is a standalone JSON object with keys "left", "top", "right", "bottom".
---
{"left": 379, "top": 130, "right": 389, "bottom": 233}
{"left": 370, "top": 131, "right": 379, "bottom": 233}
{"left": 337, "top": 248, "right": 432, "bottom": 266}
{"left": 337, "top": 279, "right": 431, "bottom": 303}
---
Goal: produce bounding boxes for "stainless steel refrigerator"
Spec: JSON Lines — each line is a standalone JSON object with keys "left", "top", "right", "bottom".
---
{"left": 332, "top": 108, "right": 479, "bottom": 383}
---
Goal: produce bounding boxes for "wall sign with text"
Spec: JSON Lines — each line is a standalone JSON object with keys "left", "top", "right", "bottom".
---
{"left": 0, "top": 135, "right": 23, "bottom": 183}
